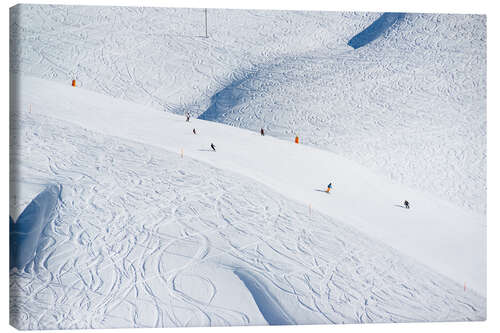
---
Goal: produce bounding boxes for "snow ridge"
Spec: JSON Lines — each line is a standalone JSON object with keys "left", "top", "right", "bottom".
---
{"left": 10, "top": 184, "right": 61, "bottom": 269}
{"left": 199, "top": 71, "right": 259, "bottom": 121}
{"left": 234, "top": 270, "right": 296, "bottom": 325}
{"left": 348, "top": 13, "right": 406, "bottom": 49}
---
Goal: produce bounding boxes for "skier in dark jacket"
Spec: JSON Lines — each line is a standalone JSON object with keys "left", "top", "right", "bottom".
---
{"left": 404, "top": 200, "right": 410, "bottom": 209}
{"left": 186, "top": 113, "right": 191, "bottom": 122}
{"left": 193, "top": 128, "right": 196, "bottom": 135}
{"left": 260, "top": 128, "right": 265, "bottom": 136}
{"left": 210, "top": 143, "right": 216, "bottom": 152}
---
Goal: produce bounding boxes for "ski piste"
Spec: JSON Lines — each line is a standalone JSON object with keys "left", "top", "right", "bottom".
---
{"left": 9, "top": 6, "right": 486, "bottom": 329}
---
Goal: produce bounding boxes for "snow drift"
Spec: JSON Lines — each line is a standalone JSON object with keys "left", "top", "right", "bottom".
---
{"left": 348, "top": 12, "right": 405, "bottom": 49}
{"left": 10, "top": 184, "right": 60, "bottom": 269}
{"left": 234, "top": 270, "right": 296, "bottom": 325}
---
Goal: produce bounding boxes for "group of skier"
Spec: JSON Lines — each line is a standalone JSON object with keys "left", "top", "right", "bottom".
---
{"left": 186, "top": 113, "right": 411, "bottom": 210}
{"left": 323, "top": 181, "right": 410, "bottom": 208}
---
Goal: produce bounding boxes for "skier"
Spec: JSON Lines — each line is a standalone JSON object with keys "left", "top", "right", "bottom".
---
{"left": 295, "top": 135, "right": 299, "bottom": 144}
{"left": 193, "top": 128, "right": 196, "bottom": 135}
{"left": 210, "top": 143, "right": 216, "bottom": 152}
{"left": 404, "top": 200, "right": 410, "bottom": 209}
{"left": 186, "top": 112, "right": 191, "bottom": 122}
{"left": 260, "top": 128, "right": 265, "bottom": 136}
{"left": 326, "top": 182, "right": 333, "bottom": 193}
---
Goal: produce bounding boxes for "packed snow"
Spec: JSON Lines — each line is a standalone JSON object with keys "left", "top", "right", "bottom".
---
{"left": 9, "top": 4, "right": 486, "bottom": 330}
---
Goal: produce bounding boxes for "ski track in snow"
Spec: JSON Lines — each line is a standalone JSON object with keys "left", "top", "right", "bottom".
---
{"left": 9, "top": 5, "right": 375, "bottom": 113}
{"left": 10, "top": 7, "right": 486, "bottom": 213}
{"left": 9, "top": 5, "right": 486, "bottom": 329}
{"left": 10, "top": 110, "right": 485, "bottom": 329}
{"left": 195, "top": 14, "right": 486, "bottom": 214}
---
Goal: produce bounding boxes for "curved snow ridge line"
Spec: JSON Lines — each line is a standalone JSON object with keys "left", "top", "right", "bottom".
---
{"left": 348, "top": 13, "right": 406, "bottom": 49}
{"left": 10, "top": 184, "right": 61, "bottom": 269}
{"left": 196, "top": 51, "right": 352, "bottom": 121}
{"left": 234, "top": 269, "right": 296, "bottom": 325}
{"left": 198, "top": 71, "right": 259, "bottom": 121}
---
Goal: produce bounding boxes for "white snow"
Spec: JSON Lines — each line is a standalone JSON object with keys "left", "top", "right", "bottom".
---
{"left": 14, "top": 75, "right": 486, "bottom": 296}
{"left": 195, "top": 14, "right": 486, "bottom": 214}
{"left": 9, "top": 4, "right": 486, "bottom": 330}
{"left": 10, "top": 80, "right": 485, "bottom": 328}
{"left": 10, "top": 6, "right": 486, "bottom": 213}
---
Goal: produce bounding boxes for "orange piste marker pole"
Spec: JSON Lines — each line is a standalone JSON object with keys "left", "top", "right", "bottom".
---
{"left": 72, "top": 80, "right": 76, "bottom": 87}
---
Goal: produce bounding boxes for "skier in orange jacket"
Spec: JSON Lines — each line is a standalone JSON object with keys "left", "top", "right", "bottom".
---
{"left": 295, "top": 136, "right": 299, "bottom": 144}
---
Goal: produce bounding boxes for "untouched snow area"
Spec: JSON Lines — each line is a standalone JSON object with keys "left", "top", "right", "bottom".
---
{"left": 10, "top": 77, "right": 485, "bottom": 329}
{"left": 9, "top": 4, "right": 486, "bottom": 330}
{"left": 10, "top": 6, "right": 486, "bottom": 213}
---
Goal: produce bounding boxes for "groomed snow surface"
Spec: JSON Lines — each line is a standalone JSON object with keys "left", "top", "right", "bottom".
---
{"left": 9, "top": 5, "right": 486, "bottom": 330}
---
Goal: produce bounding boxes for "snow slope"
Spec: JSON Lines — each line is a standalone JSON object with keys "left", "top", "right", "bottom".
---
{"left": 195, "top": 13, "right": 487, "bottom": 213}
{"left": 9, "top": 5, "right": 375, "bottom": 111}
{"left": 9, "top": 5, "right": 487, "bottom": 329}
{"left": 10, "top": 76, "right": 485, "bottom": 329}
{"left": 10, "top": 6, "right": 486, "bottom": 214}
{"left": 13, "top": 75, "right": 486, "bottom": 297}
